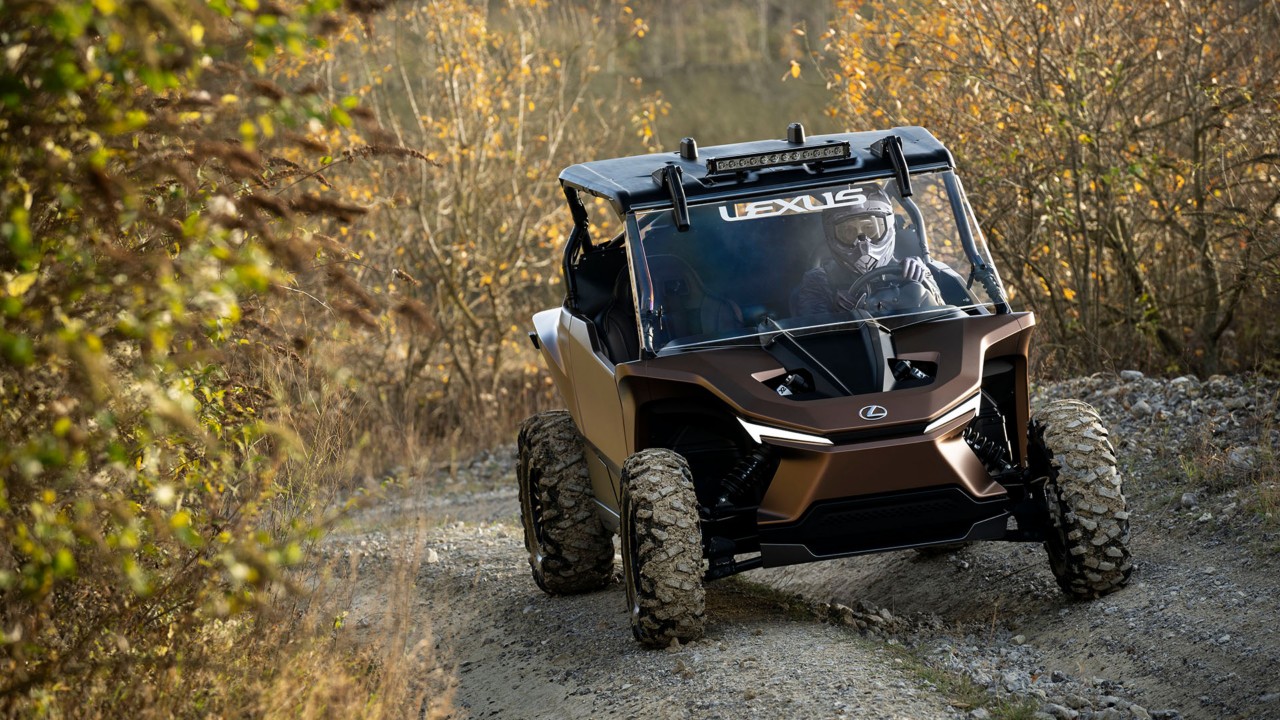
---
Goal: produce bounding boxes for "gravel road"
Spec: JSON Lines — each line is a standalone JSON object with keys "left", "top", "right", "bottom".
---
{"left": 322, "top": 373, "right": 1280, "bottom": 720}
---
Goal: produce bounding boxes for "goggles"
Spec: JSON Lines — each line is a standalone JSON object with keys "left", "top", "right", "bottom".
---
{"left": 831, "top": 213, "right": 889, "bottom": 246}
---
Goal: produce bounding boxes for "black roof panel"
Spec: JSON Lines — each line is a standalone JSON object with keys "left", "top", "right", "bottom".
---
{"left": 559, "top": 126, "right": 954, "bottom": 216}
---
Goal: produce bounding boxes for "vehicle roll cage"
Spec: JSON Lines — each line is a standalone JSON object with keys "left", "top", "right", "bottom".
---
{"left": 559, "top": 125, "right": 1010, "bottom": 323}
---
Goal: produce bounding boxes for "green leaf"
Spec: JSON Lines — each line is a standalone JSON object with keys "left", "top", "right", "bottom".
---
{"left": 53, "top": 549, "right": 76, "bottom": 578}
{"left": 1, "top": 332, "right": 34, "bottom": 367}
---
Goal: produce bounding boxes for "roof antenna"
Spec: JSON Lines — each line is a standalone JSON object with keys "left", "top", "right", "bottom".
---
{"left": 679, "top": 137, "right": 698, "bottom": 160}
{"left": 786, "top": 123, "right": 806, "bottom": 144}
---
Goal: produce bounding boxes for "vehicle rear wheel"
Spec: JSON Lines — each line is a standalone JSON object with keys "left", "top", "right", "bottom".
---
{"left": 620, "top": 448, "right": 706, "bottom": 648}
{"left": 1031, "top": 400, "right": 1133, "bottom": 599}
{"left": 517, "top": 411, "right": 614, "bottom": 595}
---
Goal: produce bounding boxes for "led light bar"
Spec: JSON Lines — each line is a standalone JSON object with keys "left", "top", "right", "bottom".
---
{"left": 706, "top": 142, "right": 851, "bottom": 174}
{"left": 923, "top": 393, "right": 982, "bottom": 434}
{"left": 738, "top": 417, "right": 833, "bottom": 446}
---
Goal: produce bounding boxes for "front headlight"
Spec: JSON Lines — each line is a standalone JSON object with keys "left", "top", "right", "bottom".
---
{"left": 737, "top": 417, "right": 833, "bottom": 446}
{"left": 923, "top": 393, "right": 981, "bottom": 434}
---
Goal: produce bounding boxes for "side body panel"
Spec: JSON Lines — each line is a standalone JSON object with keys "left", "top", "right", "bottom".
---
{"left": 532, "top": 308, "right": 574, "bottom": 415}
{"left": 532, "top": 306, "right": 627, "bottom": 515}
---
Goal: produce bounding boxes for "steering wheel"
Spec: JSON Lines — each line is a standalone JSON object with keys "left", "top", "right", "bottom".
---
{"left": 843, "top": 265, "right": 907, "bottom": 310}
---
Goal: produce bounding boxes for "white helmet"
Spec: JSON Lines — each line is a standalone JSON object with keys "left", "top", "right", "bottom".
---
{"left": 822, "top": 185, "right": 895, "bottom": 274}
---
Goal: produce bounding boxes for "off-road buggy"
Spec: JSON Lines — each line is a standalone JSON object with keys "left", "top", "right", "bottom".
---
{"left": 517, "top": 125, "right": 1132, "bottom": 647}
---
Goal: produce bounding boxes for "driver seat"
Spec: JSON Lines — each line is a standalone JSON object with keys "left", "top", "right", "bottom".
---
{"left": 597, "top": 270, "right": 639, "bottom": 363}
{"left": 646, "top": 254, "right": 743, "bottom": 343}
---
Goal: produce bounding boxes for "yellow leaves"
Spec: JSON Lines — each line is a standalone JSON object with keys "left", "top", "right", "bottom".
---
{"left": 239, "top": 119, "right": 256, "bottom": 150}
{"left": 4, "top": 271, "right": 37, "bottom": 297}
{"left": 170, "top": 510, "right": 192, "bottom": 530}
{"left": 782, "top": 60, "right": 802, "bottom": 81}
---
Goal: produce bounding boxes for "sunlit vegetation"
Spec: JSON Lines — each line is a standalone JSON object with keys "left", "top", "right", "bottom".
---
{"left": 2, "top": 0, "right": 1278, "bottom": 715}
{"left": 0, "top": 0, "right": 645, "bottom": 714}
{"left": 285, "top": 0, "right": 663, "bottom": 448}
{"left": 826, "top": 0, "right": 1280, "bottom": 374}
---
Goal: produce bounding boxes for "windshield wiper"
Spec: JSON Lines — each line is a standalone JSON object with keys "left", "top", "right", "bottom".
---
{"left": 761, "top": 316, "right": 852, "bottom": 396}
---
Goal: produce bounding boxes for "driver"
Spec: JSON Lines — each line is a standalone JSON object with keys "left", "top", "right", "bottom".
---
{"left": 790, "top": 184, "right": 939, "bottom": 316}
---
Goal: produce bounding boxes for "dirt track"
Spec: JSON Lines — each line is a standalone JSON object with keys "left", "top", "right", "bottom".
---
{"left": 410, "top": 518, "right": 967, "bottom": 720}
{"left": 758, "top": 522, "right": 1280, "bottom": 719}
{"left": 327, "top": 485, "right": 1277, "bottom": 720}
{"left": 324, "top": 374, "right": 1280, "bottom": 720}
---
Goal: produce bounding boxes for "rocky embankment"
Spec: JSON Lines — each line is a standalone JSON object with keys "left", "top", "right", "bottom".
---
{"left": 321, "top": 372, "right": 1279, "bottom": 720}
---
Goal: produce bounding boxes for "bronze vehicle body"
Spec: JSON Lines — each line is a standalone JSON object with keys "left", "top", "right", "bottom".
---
{"left": 518, "top": 125, "right": 1132, "bottom": 646}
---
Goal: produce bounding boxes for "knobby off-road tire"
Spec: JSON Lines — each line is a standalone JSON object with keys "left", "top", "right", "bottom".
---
{"left": 620, "top": 448, "right": 706, "bottom": 648}
{"left": 517, "top": 411, "right": 614, "bottom": 595}
{"left": 1032, "top": 400, "right": 1133, "bottom": 599}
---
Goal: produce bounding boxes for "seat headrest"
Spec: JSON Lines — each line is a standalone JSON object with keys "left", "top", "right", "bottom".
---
{"left": 646, "top": 254, "right": 706, "bottom": 305}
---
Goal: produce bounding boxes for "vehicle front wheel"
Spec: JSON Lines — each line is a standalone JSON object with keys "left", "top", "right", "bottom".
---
{"left": 1031, "top": 400, "right": 1133, "bottom": 599}
{"left": 517, "top": 411, "right": 614, "bottom": 595}
{"left": 620, "top": 448, "right": 706, "bottom": 648}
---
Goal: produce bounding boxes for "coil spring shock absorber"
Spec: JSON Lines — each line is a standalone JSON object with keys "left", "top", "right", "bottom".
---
{"left": 715, "top": 445, "right": 776, "bottom": 510}
{"left": 964, "top": 423, "right": 1013, "bottom": 473}
{"left": 964, "top": 392, "right": 1013, "bottom": 474}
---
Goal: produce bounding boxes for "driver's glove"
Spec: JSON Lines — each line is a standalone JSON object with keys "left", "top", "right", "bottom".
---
{"left": 900, "top": 256, "right": 930, "bottom": 283}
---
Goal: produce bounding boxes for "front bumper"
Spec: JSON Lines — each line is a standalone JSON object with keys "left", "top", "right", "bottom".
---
{"left": 754, "top": 420, "right": 1011, "bottom": 565}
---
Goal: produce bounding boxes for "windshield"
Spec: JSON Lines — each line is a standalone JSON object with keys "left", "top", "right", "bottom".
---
{"left": 625, "top": 170, "right": 1006, "bottom": 356}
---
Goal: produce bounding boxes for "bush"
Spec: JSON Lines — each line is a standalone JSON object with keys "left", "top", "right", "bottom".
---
{"left": 0, "top": 0, "right": 655, "bottom": 713}
{"left": 825, "top": 0, "right": 1280, "bottom": 376}
{"left": 0, "top": 0, "right": 428, "bottom": 711}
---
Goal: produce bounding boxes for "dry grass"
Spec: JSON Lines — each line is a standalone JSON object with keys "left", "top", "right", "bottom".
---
{"left": 1171, "top": 388, "right": 1280, "bottom": 533}
{"left": 15, "top": 518, "right": 452, "bottom": 719}
{"left": 1249, "top": 391, "right": 1280, "bottom": 526}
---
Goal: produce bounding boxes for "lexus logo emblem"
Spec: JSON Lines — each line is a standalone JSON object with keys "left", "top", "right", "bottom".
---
{"left": 859, "top": 404, "right": 888, "bottom": 421}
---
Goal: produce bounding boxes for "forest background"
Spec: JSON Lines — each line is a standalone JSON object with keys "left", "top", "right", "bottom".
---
{"left": 1, "top": 0, "right": 1276, "bottom": 716}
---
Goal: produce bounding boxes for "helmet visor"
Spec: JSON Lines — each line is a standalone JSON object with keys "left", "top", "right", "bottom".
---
{"left": 832, "top": 214, "right": 889, "bottom": 247}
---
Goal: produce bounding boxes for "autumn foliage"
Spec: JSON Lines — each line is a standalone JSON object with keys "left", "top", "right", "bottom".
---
{"left": 3, "top": 0, "right": 1278, "bottom": 714}
{"left": 277, "top": 0, "right": 655, "bottom": 446}
{"left": 826, "top": 0, "right": 1280, "bottom": 374}
{"left": 0, "top": 0, "right": 643, "bottom": 714}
